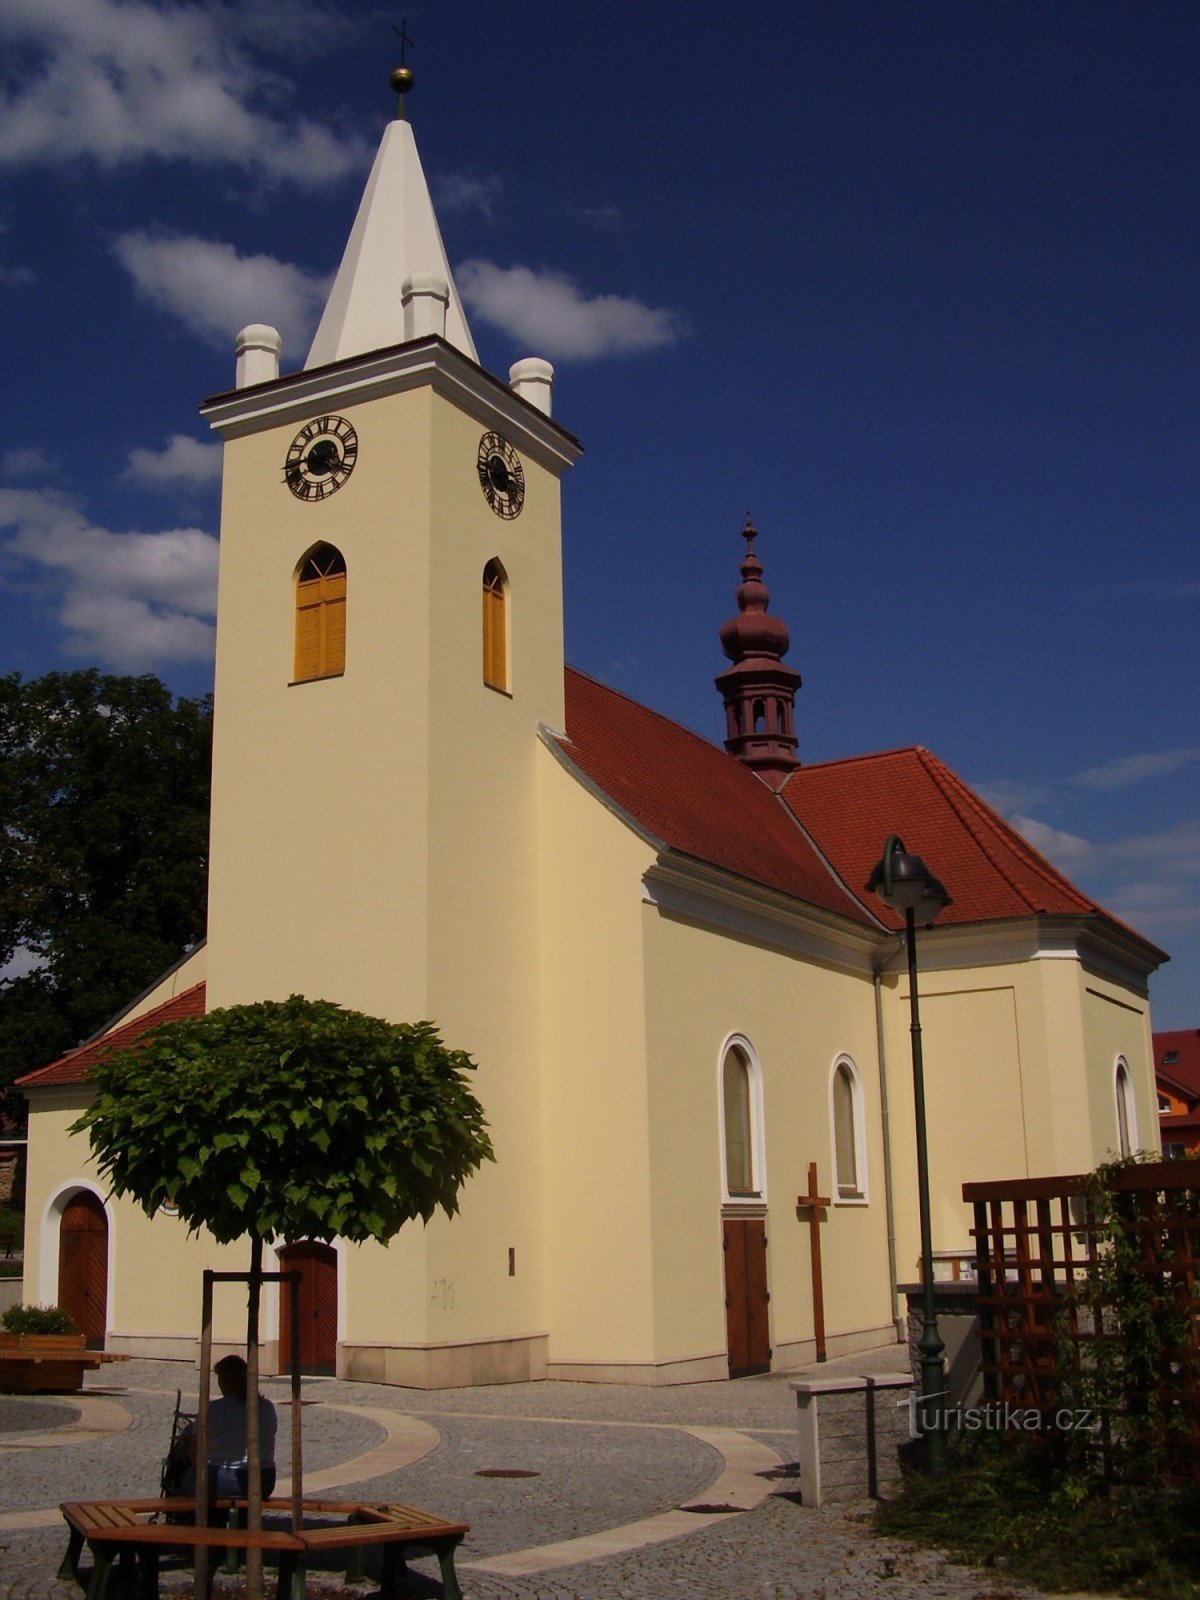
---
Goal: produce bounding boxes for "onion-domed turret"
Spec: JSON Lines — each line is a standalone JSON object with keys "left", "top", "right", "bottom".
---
{"left": 714, "top": 518, "right": 801, "bottom": 789}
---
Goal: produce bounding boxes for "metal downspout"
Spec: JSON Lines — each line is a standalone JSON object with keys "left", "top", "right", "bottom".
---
{"left": 874, "top": 937, "right": 906, "bottom": 1341}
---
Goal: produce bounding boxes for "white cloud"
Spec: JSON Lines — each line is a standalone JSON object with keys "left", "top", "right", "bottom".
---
{"left": 0, "top": 0, "right": 369, "bottom": 184}
{"left": 1010, "top": 814, "right": 1095, "bottom": 870}
{"left": 0, "top": 487, "right": 217, "bottom": 668}
{"left": 458, "top": 261, "right": 688, "bottom": 360}
{"left": 1072, "top": 748, "right": 1200, "bottom": 791}
{"left": 126, "top": 433, "right": 222, "bottom": 488}
{"left": 114, "top": 230, "right": 329, "bottom": 359}
{"left": 2, "top": 447, "right": 57, "bottom": 480}
{"left": 434, "top": 173, "right": 503, "bottom": 218}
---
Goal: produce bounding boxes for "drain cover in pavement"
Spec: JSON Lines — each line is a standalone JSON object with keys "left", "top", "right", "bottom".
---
{"left": 681, "top": 1503, "right": 743, "bottom": 1514}
{"left": 475, "top": 1468, "right": 540, "bottom": 1477}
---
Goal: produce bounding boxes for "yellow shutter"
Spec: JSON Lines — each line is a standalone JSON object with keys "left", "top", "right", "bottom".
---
{"left": 294, "top": 580, "right": 322, "bottom": 681}
{"left": 322, "top": 573, "right": 347, "bottom": 675}
{"left": 483, "top": 577, "right": 506, "bottom": 690}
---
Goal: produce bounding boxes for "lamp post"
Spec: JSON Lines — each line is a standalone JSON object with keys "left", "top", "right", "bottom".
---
{"left": 867, "top": 834, "right": 951, "bottom": 1473}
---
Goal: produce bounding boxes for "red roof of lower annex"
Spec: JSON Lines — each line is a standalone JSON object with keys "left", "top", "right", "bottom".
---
{"left": 560, "top": 669, "right": 871, "bottom": 923}
{"left": 17, "top": 983, "right": 207, "bottom": 1091}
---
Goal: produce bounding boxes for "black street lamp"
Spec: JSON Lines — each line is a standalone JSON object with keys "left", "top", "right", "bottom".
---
{"left": 866, "top": 834, "right": 952, "bottom": 1473}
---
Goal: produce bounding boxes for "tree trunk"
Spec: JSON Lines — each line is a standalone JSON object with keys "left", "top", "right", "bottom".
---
{"left": 245, "top": 1234, "right": 264, "bottom": 1600}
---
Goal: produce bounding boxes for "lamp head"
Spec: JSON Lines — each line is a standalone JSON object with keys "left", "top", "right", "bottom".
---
{"left": 866, "top": 834, "right": 952, "bottom": 924}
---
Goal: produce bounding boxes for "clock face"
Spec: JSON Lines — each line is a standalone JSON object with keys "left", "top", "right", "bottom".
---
{"left": 284, "top": 415, "right": 358, "bottom": 502}
{"left": 477, "top": 432, "right": 525, "bottom": 519}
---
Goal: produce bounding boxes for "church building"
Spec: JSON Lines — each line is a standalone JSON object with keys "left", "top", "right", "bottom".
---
{"left": 19, "top": 71, "right": 1165, "bottom": 1387}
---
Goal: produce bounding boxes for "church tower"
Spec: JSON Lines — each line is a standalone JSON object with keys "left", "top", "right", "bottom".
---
{"left": 199, "top": 64, "right": 580, "bottom": 1383}
{"left": 715, "top": 518, "right": 801, "bottom": 788}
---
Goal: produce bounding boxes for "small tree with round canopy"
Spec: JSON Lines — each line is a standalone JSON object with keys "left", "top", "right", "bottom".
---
{"left": 73, "top": 995, "right": 494, "bottom": 1599}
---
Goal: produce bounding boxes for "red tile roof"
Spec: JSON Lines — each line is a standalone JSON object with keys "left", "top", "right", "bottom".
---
{"left": 18, "top": 983, "right": 207, "bottom": 1091}
{"left": 782, "top": 745, "right": 1113, "bottom": 932}
{"left": 1155, "top": 1029, "right": 1200, "bottom": 1104}
{"left": 560, "top": 669, "right": 1162, "bottom": 957}
{"left": 559, "top": 670, "right": 872, "bottom": 923}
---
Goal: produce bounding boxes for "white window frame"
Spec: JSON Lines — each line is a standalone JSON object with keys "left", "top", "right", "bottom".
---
{"left": 1114, "top": 1056, "right": 1138, "bottom": 1158}
{"left": 829, "top": 1053, "right": 869, "bottom": 1205}
{"left": 717, "top": 1033, "right": 767, "bottom": 1205}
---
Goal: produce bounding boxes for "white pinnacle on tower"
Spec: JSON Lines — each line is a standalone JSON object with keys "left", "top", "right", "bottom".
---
{"left": 305, "top": 89, "right": 478, "bottom": 368}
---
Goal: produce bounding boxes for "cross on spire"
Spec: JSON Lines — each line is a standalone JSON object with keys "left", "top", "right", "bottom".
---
{"left": 392, "top": 19, "right": 414, "bottom": 66}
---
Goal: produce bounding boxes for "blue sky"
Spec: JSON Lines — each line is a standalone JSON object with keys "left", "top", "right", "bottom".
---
{"left": 0, "top": 0, "right": 1196, "bottom": 1027}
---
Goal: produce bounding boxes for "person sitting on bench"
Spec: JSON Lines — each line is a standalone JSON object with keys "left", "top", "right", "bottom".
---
{"left": 179, "top": 1354, "right": 278, "bottom": 1503}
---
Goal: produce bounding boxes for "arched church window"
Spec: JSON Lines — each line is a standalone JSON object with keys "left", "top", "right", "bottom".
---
{"left": 752, "top": 699, "right": 766, "bottom": 733}
{"left": 1115, "top": 1057, "right": 1137, "bottom": 1157}
{"left": 831, "top": 1057, "right": 867, "bottom": 1202}
{"left": 294, "top": 544, "right": 346, "bottom": 682}
{"left": 721, "top": 1040, "right": 763, "bottom": 1199}
{"left": 482, "top": 559, "right": 508, "bottom": 692}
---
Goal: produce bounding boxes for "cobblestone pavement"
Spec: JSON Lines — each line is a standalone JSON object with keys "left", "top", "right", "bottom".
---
{"left": 0, "top": 1349, "right": 1065, "bottom": 1600}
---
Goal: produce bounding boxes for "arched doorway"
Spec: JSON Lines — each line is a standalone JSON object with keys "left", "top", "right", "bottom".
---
{"left": 57, "top": 1191, "right": 108, "bottom": 1348}
{"left": 278, "top": 1242, "right": 338, "bottom": 1375}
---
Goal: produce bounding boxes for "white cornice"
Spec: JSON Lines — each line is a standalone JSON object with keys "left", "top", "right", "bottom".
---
{"left": 643, "top": 855, "right": 881, "bottom": 975}
{"left": 201, "top": 338, "right": 582, "bottom": 475}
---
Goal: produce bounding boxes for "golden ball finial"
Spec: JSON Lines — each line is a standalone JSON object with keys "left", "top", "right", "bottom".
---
{"left": 390, "top": 65, "right": 414, "bottom": 96}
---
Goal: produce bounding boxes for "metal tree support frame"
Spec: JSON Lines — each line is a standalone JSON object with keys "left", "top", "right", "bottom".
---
{"left": 195, "top": 1266, "right": 301, "bottom": 1596}
{"left": 965, "top": 1159, "right": 1200, "bottom": 1476}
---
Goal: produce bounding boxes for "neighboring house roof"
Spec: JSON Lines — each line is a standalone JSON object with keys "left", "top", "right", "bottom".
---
{"left": 1155, "top": 1029, "right": 1200, "bottom": 1107}
{"left": 18, "top": 983, "right": 206, "bottom": 1092}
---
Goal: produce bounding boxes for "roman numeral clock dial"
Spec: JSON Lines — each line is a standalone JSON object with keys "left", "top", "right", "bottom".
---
{"left": 477, "top": 432, "right": 525, "bottom": 519}
{"left": 284, "top": 415, "right": 358, "bottom": 501}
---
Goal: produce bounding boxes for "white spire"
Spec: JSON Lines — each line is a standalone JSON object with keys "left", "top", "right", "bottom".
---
{"left": 305, "top": 117, "right": 478, "bottom": 369}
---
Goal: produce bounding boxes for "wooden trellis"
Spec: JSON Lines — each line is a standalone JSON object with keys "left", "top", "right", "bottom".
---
{"left": 965, "top": 1160, "right": 1200, "bottom": 1477}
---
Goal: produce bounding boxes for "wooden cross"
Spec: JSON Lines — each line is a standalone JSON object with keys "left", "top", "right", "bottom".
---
{"left": 796, "top": 1161, "right": 831, "bottom": 1362}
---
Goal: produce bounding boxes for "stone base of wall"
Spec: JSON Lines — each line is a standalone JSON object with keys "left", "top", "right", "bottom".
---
{"left": 902, "top": 1282, "right": 983, "bottom": 1410}
{"left": 341, "top": 1333, "right": 548, "bottom": 1389}
{"left": 773, "top": 1321, "right": 901, "bottom": 1373}
{"left": 547, "top": 1350, "right": 728, "bottom": 1385}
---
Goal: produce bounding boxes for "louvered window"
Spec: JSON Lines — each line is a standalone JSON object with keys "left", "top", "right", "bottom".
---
{"left": 482, "top": 560, "right": 508, "bottom": 691}
{"left": 295, "top": 544, "right": 347, "bottom": 682}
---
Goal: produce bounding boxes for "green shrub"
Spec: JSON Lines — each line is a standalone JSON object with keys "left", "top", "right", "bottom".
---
{"left": 1, "top": 1303, "right": 78, "bottom": 1335}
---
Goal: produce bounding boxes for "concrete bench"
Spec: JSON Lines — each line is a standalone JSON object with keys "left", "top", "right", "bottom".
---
{"left": 790, "top": 1373, "right": 913, "bottom": 1506}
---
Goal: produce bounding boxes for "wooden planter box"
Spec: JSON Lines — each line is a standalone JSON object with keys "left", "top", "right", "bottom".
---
{"left": 0, "top": 1331, "right": 102, "bottom": 1393}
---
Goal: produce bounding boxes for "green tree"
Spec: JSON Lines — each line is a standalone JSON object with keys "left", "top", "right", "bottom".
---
{"left": 0, "top": 670, "right": 211, "bottom": 1113}
{"left": 74, "top": 995, "right": 494, "bottom": 1598}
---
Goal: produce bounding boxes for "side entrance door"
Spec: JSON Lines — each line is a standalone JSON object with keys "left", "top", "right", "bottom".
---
{"left": 723, "top": 1216, "right": 770, "bottom": 1378}
{"left": 278, "top": 1242, "right": 338, "bottom": 1375}
{"left": 58, "top": 1191, "right": 108, "bottom": 1348}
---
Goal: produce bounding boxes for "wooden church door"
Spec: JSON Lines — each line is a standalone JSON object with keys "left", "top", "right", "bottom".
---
{"left": 57, "top": 1191, "right": 108, "bottom": 1348}
{"left": 279, "top": 1242, "right": 338, "bottom": 1375}
{"left": 723, "top": 1217, "right": 771, "bottom": 1377}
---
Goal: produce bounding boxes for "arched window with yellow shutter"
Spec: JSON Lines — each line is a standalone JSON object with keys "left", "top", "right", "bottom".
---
{"left": 482, "top": 559, "right": 508, "bottom": 692}
{"left": 294, "top": 544, "right": 347, "bottom": 682}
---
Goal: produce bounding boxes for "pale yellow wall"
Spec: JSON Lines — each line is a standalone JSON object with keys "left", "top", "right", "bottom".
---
{"left": 24, "top": 1090, "right": 250, "bottom": 1349}
{"left": 206, "top": 388, "right": 435, "bottom": 1021}
{"left": 536, "top": 745, "right": 660, "bottom": 1367}
{"left": 880, "top": 948, "right": 1160, "bottom": 1285}
{"left": 642, "top": 911, "right": 890, "bottom": 1366}
{"left": 205, "top": 378, "right": 570, "bottom": 1356}
{"left": 880, "top": 973, "right": 1028, "bottom": 1281}
{"left": 1080, "top": 975, "right": 1157, "bottom": 1159}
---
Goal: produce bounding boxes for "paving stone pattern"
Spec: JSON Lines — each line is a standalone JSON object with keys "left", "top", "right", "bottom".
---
{"left": 0, "top": 1352, "right": 1072, "bottom": 1600}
